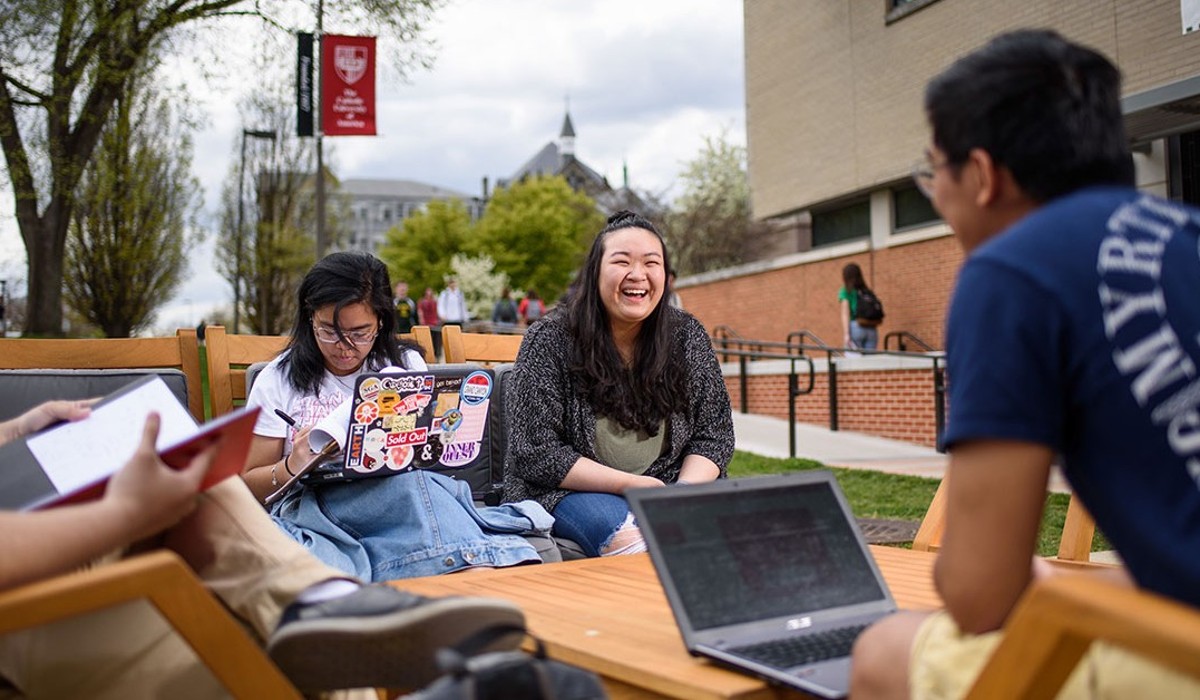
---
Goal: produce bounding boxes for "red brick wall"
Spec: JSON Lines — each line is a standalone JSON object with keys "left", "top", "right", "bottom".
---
{"left": 679, "top": 236, "right": 964, "bottom": 351}
{"left": 724, "top": 365, "right": 945, "bottom": 447}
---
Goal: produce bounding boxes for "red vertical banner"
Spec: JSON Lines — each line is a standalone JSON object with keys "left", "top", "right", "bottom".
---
{"left": 322, "top": 35, "right": 376, "bottom": 136}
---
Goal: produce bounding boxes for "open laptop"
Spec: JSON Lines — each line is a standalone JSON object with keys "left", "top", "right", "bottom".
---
{"left": 300, "top": 367, "right": 499, "bottom": 500}
{"left": 625, "top": 471, "right": 896, "bottom": 699}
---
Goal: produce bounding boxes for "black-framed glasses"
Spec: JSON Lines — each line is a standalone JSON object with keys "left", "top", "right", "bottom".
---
{"left": 312, "top": 323, "right": 380, "bottom": 346}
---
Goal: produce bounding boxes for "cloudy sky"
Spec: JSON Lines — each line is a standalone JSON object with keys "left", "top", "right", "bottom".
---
{"left": 0, "top": 0, "right": 746, "bottom": 334}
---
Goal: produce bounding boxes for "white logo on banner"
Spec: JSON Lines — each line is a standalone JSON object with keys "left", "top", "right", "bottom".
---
{"left": 334, "top": 45, "right": 367, "bottom": 84}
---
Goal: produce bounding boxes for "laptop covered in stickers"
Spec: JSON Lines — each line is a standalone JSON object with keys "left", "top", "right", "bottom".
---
{"left": 299, "top": 366, "right": 500, "bottom": 500}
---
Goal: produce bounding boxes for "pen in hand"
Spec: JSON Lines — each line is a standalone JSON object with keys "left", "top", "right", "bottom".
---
{"left": 275, "top": 409, "right": 298, "bottom": 427}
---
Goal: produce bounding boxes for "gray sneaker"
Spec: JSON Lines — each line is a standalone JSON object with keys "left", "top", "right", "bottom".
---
{"left": 267, "top": 585, "right": 525, "bottom": 692}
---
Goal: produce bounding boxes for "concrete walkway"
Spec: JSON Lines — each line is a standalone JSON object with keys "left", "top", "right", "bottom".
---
{"left": 732, "top": 412, "right": 1071, "bottom": 493}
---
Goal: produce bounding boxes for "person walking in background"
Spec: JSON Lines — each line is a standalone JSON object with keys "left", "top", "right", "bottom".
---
{"left": 437, "top": 277, "right": 469, "bottom": 329}
{"left": 518, "top": 288, "right": 545, "bottom": 327}
{"left": 491, "top": 287, "right": 520, "bottom": 332}
{"left": 838, "top": 262, "right": 881, "bottom": 350}
{"left": 393, "top": 281, "right": 416, "bottom": 335}
{"left": 417, "top": 286, "right": 441, "bottom": 359}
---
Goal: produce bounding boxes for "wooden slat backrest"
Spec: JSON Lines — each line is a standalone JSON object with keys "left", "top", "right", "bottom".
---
{"left": 203, "top": 325, "right": 289, "bottom": 418}
{"left": 912, "top": 472, "right": 1099, "bottom": 563}
{"left": 442, "top": 324, "right": 524, "bottom": 365}
{"left": 401, "top": 325, "right": 436, "bottom": 364}
{"left": 0, "top": 330, "right": 204, "bottom": 421}
{"left": 966, "top": 575, "right": 1200, "bottom": 698}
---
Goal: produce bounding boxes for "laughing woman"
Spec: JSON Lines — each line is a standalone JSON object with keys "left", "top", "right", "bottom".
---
{"left": 503, "top": 210, "right": 735, "bottom": 557}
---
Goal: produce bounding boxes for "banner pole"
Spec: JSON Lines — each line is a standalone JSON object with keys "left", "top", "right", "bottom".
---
{"left": 315, "top": 0, "right": 327, "bottom": 260}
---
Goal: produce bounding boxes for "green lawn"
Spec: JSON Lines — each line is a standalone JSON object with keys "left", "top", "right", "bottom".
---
{"left": 727, "top": 451, "right": 1110, "bottom": 557}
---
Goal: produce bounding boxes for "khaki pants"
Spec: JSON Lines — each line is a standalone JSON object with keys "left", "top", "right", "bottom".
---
{"left": 0, "top": 479, "right": 374, "bottom": 699}
{"left": 911, "top": 610, "right": 1200, "bottom": 699}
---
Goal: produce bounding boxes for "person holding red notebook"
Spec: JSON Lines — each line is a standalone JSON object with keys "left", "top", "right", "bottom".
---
{"left": 0, "top": 400, "right": 523, "bottom": 697}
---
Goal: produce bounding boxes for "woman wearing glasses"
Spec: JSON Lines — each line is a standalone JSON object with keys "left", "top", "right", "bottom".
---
{"left": 242, "top": 252, "right": 548, "bottom": 581}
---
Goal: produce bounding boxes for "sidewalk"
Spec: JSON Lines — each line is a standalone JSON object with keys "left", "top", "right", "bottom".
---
{"left": 732, "top": 412, "right": 1070, "bottom": 493}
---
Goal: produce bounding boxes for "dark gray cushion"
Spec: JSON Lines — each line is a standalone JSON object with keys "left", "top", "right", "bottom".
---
{"left": 0, "top": 369, "right": 190, "bottom": 422}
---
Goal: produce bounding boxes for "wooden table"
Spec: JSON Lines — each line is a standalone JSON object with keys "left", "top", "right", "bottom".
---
{"left": 390, "top": 546, "right": 941, "bottom": 699}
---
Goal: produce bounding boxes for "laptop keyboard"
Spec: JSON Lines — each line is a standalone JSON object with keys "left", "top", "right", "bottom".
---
{"left": 728, "top": 624, "right": 868, "bottom": 668}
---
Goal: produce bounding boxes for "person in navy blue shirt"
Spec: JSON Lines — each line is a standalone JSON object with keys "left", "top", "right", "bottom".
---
{"left": 851, "top": 29, "right": 1200, "bottom": 698}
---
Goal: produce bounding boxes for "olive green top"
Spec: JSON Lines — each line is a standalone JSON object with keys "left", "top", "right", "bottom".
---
{"left": 594, "top": 416, "right": 667, "bottom": 475}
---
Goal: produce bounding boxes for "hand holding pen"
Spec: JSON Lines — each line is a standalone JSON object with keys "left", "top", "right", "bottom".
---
{"left": 265, "top": 409, "right": 340, "bottom": 506}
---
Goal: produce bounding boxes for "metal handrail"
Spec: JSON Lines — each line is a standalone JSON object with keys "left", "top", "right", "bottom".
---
{"left": 712, "top": 331, "right": 947, "bottom": 453}
{"left": 883, "top": 330, "right": 937, "bottom": 353}
{"left": 709, "top": 343, "right": 816, "bottom": 459}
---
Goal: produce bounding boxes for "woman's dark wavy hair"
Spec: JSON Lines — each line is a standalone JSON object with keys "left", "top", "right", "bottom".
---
{"left": 566, "top": 210, "right": 686, "bottom": 435}
{"left": 281, "top": 251, "right": 420, "bottom": 396}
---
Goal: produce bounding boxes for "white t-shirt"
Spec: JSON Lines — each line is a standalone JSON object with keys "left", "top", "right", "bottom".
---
{"left": 247, "top": 349, "right": 427, "bottom": 445}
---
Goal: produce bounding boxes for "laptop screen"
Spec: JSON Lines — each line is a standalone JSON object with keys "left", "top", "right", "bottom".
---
{"left": 633, "top": 477, "right": 887, "bottom": 631}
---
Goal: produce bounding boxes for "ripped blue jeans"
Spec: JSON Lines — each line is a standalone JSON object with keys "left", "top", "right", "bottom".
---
{"left": 551, "top": 492, "right": 637, "bottom": 558}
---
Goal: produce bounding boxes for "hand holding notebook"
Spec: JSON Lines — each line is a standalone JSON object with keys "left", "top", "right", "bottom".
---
{"left": 0, "top": 376, "right": 260, "bottom": 511}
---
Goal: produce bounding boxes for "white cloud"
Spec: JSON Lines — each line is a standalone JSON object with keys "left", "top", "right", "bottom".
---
{"left": 0, "top": 0, "right": 746, "bottom": 335}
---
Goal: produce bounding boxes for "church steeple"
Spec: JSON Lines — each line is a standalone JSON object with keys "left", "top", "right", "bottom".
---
{"left": 559, "top": 100, "right": 576, "bottom": 157}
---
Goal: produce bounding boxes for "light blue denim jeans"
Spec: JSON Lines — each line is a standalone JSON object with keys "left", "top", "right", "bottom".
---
{"left": 850, "top": 320, "right": 878, "bottom": 350}
{"left": 270, "top": 470, "right": 552, "bottom": 581}
{"left": 551, "top": 492, "right": 632, "bottom": 558}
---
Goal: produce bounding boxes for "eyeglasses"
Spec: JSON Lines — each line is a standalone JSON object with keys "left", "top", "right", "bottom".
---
{"left": 910, "top": 151, "right": 951, "bottom": 199}
{"left": 312, "top": 322, "right": 380, "bottom": 346}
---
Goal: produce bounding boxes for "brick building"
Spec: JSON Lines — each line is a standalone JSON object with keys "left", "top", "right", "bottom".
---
{"left": 681, "top": 0, "right": 1200, "bottom": 352}
{"left": 684, "top": 1, "right": 1200, "bottom": 445}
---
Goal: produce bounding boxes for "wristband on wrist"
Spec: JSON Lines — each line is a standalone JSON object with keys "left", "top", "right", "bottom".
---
{"left": 283, "top": 453, "right": 295, "bottom": 477}
{"left": 271, "top": 462, "right": 279, "bottom": 487}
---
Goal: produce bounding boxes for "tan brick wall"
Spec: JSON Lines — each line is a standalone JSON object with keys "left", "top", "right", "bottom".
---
{"left": 679, "top": 235, "right": 962, "bottom": 350}
{"left": 724, "top": 366, "right": 945, "bottom": 447}
{"left": 747, "top": 0, "right": 1200, "bottom": 219}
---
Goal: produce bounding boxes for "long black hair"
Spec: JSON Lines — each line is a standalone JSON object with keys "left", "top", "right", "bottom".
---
{"left": 842, "top": 262, "right": 870, "bottom": 293}
{"left": 281, "top": 251, "right": 420, "bottom": 396}
{"left": 566, "top": 210, "right": 686, "bottom": 435}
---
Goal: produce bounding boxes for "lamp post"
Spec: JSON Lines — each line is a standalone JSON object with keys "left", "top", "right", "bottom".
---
{"left": 234, "top": 128, "right": 277, "bottom": 334}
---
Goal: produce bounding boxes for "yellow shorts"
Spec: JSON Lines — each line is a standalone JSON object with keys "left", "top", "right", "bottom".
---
{"left": 910, "top": 610, "right": 1200, "bottom": 699}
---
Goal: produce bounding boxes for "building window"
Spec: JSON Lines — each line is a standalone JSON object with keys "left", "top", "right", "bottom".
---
{"left": 812, "top": 199, "right": 870, "bottom": 247}
{"left": 893, "top": 184, "right": 940, "bottom": 231}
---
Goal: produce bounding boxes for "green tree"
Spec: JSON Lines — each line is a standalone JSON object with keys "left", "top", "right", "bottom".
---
{"left": 473, "top": 176, "right": 602, "bottom": 303}
{"left": 64, "top": 76, "right": 201, "bottom": 337}
{"left": 665, "top": 130, "right": 774, "bottom": 275}
{"left": 0, "top": 0, "right": 440, "bottom": 335}
{"left": 379, "top": 198, "right": 473, "bottom": 297}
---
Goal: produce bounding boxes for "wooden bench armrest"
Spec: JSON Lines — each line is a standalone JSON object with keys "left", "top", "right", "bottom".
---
{"left": 967, "top": 575, "right": 1200, "bottom": 699}
{"left": 0, "top": 550, "right": 299, "bottom": 698}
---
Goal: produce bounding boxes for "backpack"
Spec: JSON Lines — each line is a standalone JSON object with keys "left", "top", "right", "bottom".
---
{"left": 406, "top": 625, "right": 607, "bottom": 700}
{"left": 854, "top": 288, "right": 884, "bottom": 327}
{"left": 524, "top": 299, "right": 544, "bottom": 322}
{"left": 495, "top": 299, "right": 518, "bottom": 324}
